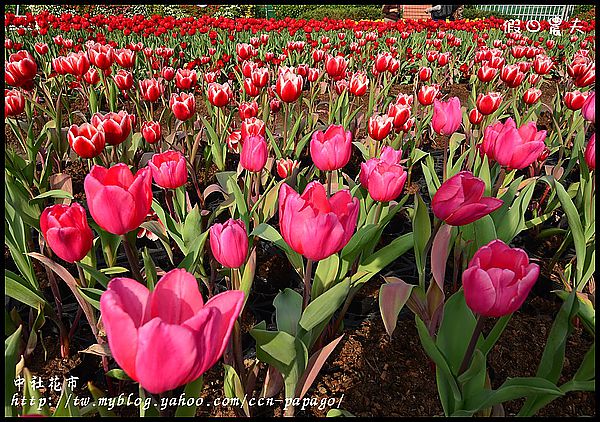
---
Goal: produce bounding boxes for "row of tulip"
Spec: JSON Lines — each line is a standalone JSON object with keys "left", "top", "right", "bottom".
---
{"left": 4, "top": 11, "right": 596, "bottom": 417}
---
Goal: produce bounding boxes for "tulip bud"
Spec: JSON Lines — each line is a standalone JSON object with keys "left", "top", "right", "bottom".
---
{"left": 432, "top": 171, "right": 503, "bottom": 226}
{"left": 585, "top": 134, "right": 595, "bottom": 171}
{"left": 240, "top": 135, "right": 268, "bottom": 172}
{"left": 523, "top": 87, "right": 542, "bottom": 105}
{"left": 463, "top": 240, "right": 539, "bottom": 317}
{"left": 148, "top": 150, "right": 188, "bottom": 189}
{"left": 310, "top": 125, "right": 352, "bottom": 171}
{"left": 210, "top": 219, "right": 249, "bottom": 268}
{"left": 169, "top": 92, "right": 195, "bottom": 121}
{"left": 468, "top": 108, "right": 483, "bottom": 125}
{"left": 476, "top": 92, "right": 502, "bottom": 115}
{"left": 581, "top": 91, "right": 595, "bottom": 123}
{"left": 276, "top": 158, "right": 300, "bottom": 179}
{"left": 142, "top": 121, "right": 161, "bottom": 144}
{"left": 40, "top": 203, "right": 94, "bottom": 263}
{"left": 5, "top": 88, "right": 25, "bottom": 117}
{"left": 431, "top": 97, "right": 462, "bottom": 136}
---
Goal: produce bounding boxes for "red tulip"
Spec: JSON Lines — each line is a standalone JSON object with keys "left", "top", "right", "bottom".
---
{"left": 387, "top": 103, "right": 411, "bottom": 130}
{"left": 278, "top": 181, "right": 359, "bottom": 261}
{"left": 6, "top": 50, "right": 37, "bottom": 88}
{"left": 476, "top": 92, "right": 502, "bottom": 115}
{"left": 374, "top": 52, "right": 392, "bottom": 73}
{"left": 522, "top": 88, "right": 542, "bottom": 105}
{"left": 432, "top": 171, "right": 502, "bottom": 226}
{"left": 88, "top": 43, "right": 114, "bottom": 70}
{"left": 368, "top": 114, "right": 394, "bottom": 141}
{"left": 243, "top": 78, "right": 260, "bottom": 97}
{"left": 227, "top": 130, "right": 242, "bottom": 153}
{"left": 564, "top": 90, "right": 588, "bottom": 111}
{"left": 334, "top": 79, "right": 348, "bottom": 95}
{"left": 100, "top": 269, "right": 244, "bottom": 394}
{"left": 348, "top": 72, "right": 368, "bottom": 97}
{"left": 34, "top": 42, "right": 49, "bottom": 55}
{"left": 210, "top": 219, "right": 249, "bottom": 268}
{"left": 239, "top": 101, "right": 258, "bottom": 120}
{"left": 169, "top": 92, "right": 196, "bottom": 121}
{"left": 307, "top": 68, "right": 320, "bottom": 82}
{"left": 251, "top": 67, "right": 269, "bottom": 88}
{"left": 240, "top": 135, "right": 268, "bottom": 173}
{"left": 480, "top": 118, "right": 547, "bottom": 170}
{"left": 310, "top": 124, "right": 352, "bottom": 171}
{"left": 161, "top": 66, "right": 175, "bottom": 81}
{"left": 463, "top": 240, "right": 539, "bottom": 317}
{"left": 5, "top": 89, "right": 25, "bottom": 117}
{"left": 91, "top": 111, "right": 133, "bottom": 146}
{"left": 207, "top": 82, "right": 232, "bottom": 107}
{"left": 500, "top": 64, "right": 525, "bottom": 88}
{"left": 175, "top": 68, "right": 197, "bottom": 90}
{"left": 533, "top": 55, "right": 553, "bottom": 75}
{"left": 276, "top": 158, "right": 300, "bottom": 178}
{"left": 114, "top": 48, "right": 136, "bottom": 68}
{"left": 142, "top": 121, "right": 161, "bottom": 144}
{"left": 241, "top": 117, "right": 265, "bottom": 140}
{"left": 419, "top": 66, "right": 432, "bottom": 82}
{"left": 325, "top": 55, "right": 347, "bottom": 80}
{"left": 432, "top": 97, "right": 462, "bottom": 136}
{"left": 417, "top": 84, "right": 440, "bottom": 106}
{"left": 40, "top": 203, "right": 93, "bottom": 263}
{"left": 139, "top": 78, "right": 164, "bottom": 102}
{"left": 68, "top": 122, "right": 106, "bottom": 158}
{"left": 360, "top": 146, "right": 407, "bottom": 202}
{"left": 585, "top": 134, "right": 595, "bottom": 171}
{"left": 113, "top": 69, "right": 133, "bottom": 90}
{"left": 84, "top": 163, "right": 153, "bottom": 235}
{"left": 148, "top": 150, "right": 188, "bottom": 189}
{"left": 469, "top": 108, "right": 483, "bottom": 125}
{"left": 276, "top": 69, "right": 303, "bottom": 103}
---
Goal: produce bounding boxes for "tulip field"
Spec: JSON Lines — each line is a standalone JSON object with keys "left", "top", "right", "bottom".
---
{"left": 4, "top": 7, "right": 596, "bottom": 417}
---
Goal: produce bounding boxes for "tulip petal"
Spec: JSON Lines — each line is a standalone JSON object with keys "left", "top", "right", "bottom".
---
{"left": 135, "top": 318, "right": 198, "bottom": 394}
{"left": 149, "top": 269, "right": 204, "bottom": 324}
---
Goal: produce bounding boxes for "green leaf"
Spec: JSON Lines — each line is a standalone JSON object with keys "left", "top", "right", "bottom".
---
{"left": 552, "top": 178, "right": 587, "bottom": 287}
{"left": 354, "top": 233, "right": 413, "bottom": 285}
{"left": 299, "top": 278, "right": 350, "bottom": 332}
{"left": 5, "top": 270, "right": 46, "bottom": 309}
{"left": 76, "top": 262, "right": 109, "bottom": 289}
{"left": 460, "top": 377, "right": 563, "bottom": 416}
{"left": 87, "top": 382, "right": 116, "bottom": 417}
{"left": 222, "top": 364, "right": 250, "bottom": 416}
{"left": 436, "top": 290, "right": 477, "bottom": 375}
{"left": 412, "top": 193, "right": 431, "bottom": 285}
{"left": 142, "top": 248, "right": 157, "bottom": 290}
{"left": 53, "top": 378, "right": 81, "bottom": 417}
{"left": 274, "top": 289, "right": 303, "bottom": 336}
{"left": 495, "top": 179, "right": 537, "bottom": 243}
{"left": 105, "top": 369, "right": 132, "bottom": 381}
{"left": 415, "top": 316, "right": 462, "bottom": 404}
{"left": 175, "top": 376, "right": 204, "bottom": 417}
{"left": 312, "top": 254, "right": 340, "bottom": 299}
{"left": 5, "top": 325, "right": 22, "bottom": 417}
{"left": 251, "top": 327, "right": 298, "bottom": 370}
{"left": 29, "top": 189, "right": 74, "bottom": 203}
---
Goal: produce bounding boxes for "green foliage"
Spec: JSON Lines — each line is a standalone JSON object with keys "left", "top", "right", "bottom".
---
{"left": 462, "top": 5, "right": 515, "bottom": 20}
{"left": 273, "top": 5, "right": 382, "bottom": 21}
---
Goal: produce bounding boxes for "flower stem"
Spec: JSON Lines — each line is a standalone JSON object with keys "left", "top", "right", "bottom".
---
{"left": 121, "top": 234, "right": 143, "bottom": 283}
{"left": 458, "top": 314, "right": 485, "bottom": 376}
{"left": 302, "top": 259, "right": 314, "bottom": 310}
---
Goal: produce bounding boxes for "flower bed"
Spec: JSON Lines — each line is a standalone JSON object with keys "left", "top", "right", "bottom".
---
{"left": 4, "top": 8, "right": 596, "bottom": 418}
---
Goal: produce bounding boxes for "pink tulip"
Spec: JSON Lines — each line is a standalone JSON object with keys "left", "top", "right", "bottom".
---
{"left": 148, "top": 150, "right": 188, "bottom": 189}
{"left": 480, "top": 118, "right": 547, "bottom": 170}
{"left": 84, "top": 164, "right": 153, "bottom": 235}
{"left": 463, "top": 240, "right": 539, "bottom": 317}
{"left": 40, "top": 203, "right": 93, "bottom": 263}
{"left": 581, "top": 91, "right": 595, "bottom": 123}
{"left": 360, "top": 146, "right": 407, "bottom": 202}
{"left": 431, "top": 97, "right": 462, "bottom": 136}
{"left": 310, "top": 125, "right": 352, "bottom": 171}
{"left": 100, "top": 269, "right": 244, "bottom": 394}
{"left": 240, "top": 135, "right": 268, "bottom": 173}
{"left": 210, "top": 219, "right": 249, "bottom": 268}
{"left": 585, "top": 134, "right": 595, "bottom": 171}
{"left": 432, "top": 171, "right": 503, "bottom": 226}
{"left": 278, "top": 181, "right": 359, "bottom": 261}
